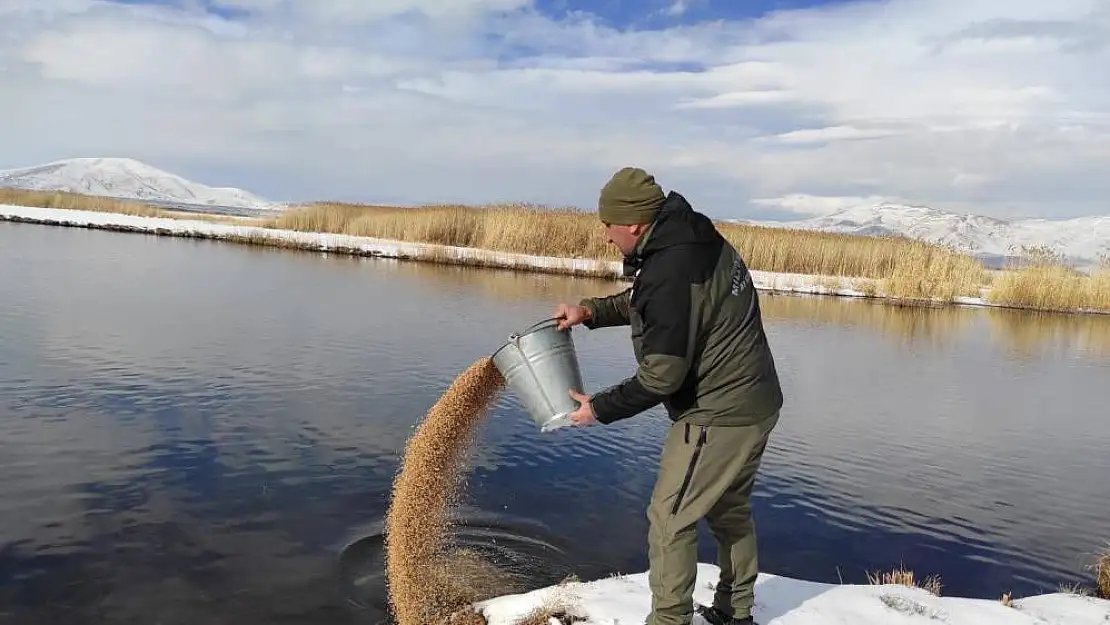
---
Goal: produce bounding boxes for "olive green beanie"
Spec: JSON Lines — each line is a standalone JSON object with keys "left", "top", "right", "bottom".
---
{"left": 597, "top": 167, "right": 665, "bottom": 225}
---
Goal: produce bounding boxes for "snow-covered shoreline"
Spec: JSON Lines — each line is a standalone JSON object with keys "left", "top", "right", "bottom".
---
{"left": 474, "top": 563, "right": 1109, "bottom": 624}
{"left": 1, "top": 203, "right": 626, "bottom": 277}
{"left": 0, "top": 204, "right": 1095, "bottom": 315}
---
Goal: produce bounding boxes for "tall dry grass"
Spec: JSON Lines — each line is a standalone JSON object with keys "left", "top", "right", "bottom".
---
{"left": 866, "top": 565, "right": 943, "bottom": 596}
{"left": 269, "top": 202, "right": 615, "bottom": 259}
{"left": 1093, "top": 544, "right": 1110, "bottom": 600}
{"left": 986, "top": 248, "right": 1110, "bottom": 313}
{"left": 0, "top": 187, "right": 164, "bottom": 217}
{"left": 718, "top": 223, "right": 984, "bottom": 299}
{"left": 0, "top": 187, "right": 251, "bottom": 224}
{"left": 266, "top": 202, "right": 986, "bottom": 300}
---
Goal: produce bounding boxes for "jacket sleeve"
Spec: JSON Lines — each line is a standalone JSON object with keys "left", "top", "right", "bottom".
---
{"left": 579, "top": 288, "right": 631, "bottom": 329}
{"left": 590, "top": 265, "right": 696, "bottom": 424}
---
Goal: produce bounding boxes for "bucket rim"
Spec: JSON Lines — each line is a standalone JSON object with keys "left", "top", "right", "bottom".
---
{"left": 490, "top": 316, "right": 566, "bottom": 359}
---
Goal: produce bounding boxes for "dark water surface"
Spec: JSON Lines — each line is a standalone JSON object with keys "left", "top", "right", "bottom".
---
{"left": 1, "top": 221, "right": 1108, "bottom": 624}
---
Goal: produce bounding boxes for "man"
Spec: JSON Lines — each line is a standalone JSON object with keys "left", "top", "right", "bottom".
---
{"left": 552, "top": 167, "right": 784, "bottom": 625}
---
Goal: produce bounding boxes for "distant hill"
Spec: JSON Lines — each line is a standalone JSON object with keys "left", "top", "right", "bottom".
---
{"left": 740, "top": 202, "right": 1110, "bottom": 270}
{"left": 0, "top": 157, "right": 277, "bottom": 211}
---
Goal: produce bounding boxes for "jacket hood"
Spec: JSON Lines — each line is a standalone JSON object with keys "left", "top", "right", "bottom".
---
{"left": 623, "top": 191, "right": 722, "bottom": 275}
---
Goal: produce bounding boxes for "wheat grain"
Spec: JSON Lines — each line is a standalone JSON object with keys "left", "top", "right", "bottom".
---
{"left": 383, "top": 357, "right": 506, "bottom": 625}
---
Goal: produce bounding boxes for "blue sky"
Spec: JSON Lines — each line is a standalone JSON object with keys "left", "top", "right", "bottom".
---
{"left": 2, "top": 0, "right": 1108, "bottom": 220}
{"left": 533, "top": 0, "right": 845, "bottom": 27}
{"left": 112, "top": 0, "right": 852, "bottom": 27}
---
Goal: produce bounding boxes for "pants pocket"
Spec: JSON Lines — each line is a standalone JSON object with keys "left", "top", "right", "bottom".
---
{"left": 670, "top": 424, "right": 707, "bottom": 516}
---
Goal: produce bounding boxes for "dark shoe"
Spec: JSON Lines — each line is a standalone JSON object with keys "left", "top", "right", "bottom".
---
{"left": 694, "top": 604, "right": 756, "bottom": 625}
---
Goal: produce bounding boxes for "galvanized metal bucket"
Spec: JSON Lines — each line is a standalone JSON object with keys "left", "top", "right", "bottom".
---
{"left": 491, "top": 317, "right": 585, "bottom": 432}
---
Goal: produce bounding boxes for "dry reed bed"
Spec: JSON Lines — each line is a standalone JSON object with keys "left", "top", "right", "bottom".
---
{"left": 269, "top": 202, "right": 1110, "bottom": 312}
{"left": 266, "top": 202, "right": 988, "bottom": 302}
{"left": 0, "top": 188, "right": 250, "bottom": 224}
{"left": 0, "top": 187, "right": 165, "bottom": 217}
{"left": 3, "top": 187, "right": 1109, "bottom": 313}
{"left": 986, "top": 260, "right": 1110, "bottom": 314}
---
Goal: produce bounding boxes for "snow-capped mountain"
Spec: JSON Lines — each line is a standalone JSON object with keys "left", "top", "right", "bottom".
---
{"left": 0, "top": 157, "right": 276, "bottom": 210}
{"left": 744, "top": 203, "right": 1110, "bottom": 270}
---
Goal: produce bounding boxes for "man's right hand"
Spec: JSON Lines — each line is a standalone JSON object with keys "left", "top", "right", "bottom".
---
{"left": 553, "top": 303, "right": 591, "bottom": 330}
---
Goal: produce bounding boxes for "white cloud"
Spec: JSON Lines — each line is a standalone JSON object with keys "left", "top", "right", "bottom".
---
{"left": 752, "top": 194, "right": 899, "bottom": 216}
{"left": 761, "top": 126, "right": 906, "bottom": 145}
{"left": 662, "top": 0, "right": 691, "bottom": 17}
{"left": 1, "top": 0, "right": 1108, "bottom": 220}
{"left": 210, "top": 0, "right": 532, "bottom": 22}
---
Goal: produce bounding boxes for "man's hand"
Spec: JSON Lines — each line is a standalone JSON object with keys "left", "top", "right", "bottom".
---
{"left": 553, "top": 303, "right": 591, "bottom": 331}
{"left": 568, "top": 389, "right": 597, "bottom": 426}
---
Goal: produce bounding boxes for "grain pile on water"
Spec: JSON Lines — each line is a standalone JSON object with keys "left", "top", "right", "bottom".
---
{"left": 384, "top": 356, "right": 507, "bottom": 625}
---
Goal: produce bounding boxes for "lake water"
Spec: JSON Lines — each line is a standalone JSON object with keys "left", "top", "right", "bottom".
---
{"left": 1, "top": 221, "right": 1108, "bottom": 624}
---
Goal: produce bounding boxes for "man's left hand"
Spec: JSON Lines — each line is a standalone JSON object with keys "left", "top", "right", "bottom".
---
{"left": 567, "top": 389, "right": 597, "bottom": 426}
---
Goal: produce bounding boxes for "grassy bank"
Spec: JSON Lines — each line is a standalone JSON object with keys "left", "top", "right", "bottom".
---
{"left": 0, "top": 188, "right": 250, "bottom": 224}
{"left": 266, "top": 201, "right": 987, "bottom": 302}
{"left": 0, "top": 188, "right": 166, "bottom": 217}
{"left": 986, "top": 248, "right": 1110, "bottom": 314}
{"left": 3, "top": 188, "right": 1109, "bottom": 314}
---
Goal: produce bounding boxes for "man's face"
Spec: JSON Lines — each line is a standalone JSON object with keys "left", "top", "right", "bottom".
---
{"left": 603, "top": 222, "right": 644, "bottom": 256}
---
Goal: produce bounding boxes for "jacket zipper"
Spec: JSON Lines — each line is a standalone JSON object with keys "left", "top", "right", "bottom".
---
{"left": 671, "top": 425, "right": 707, "bottom": 515}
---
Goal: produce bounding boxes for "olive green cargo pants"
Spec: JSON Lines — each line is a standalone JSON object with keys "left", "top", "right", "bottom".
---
{"left": 645, "top": 411, "right": 779, "bottom": 625}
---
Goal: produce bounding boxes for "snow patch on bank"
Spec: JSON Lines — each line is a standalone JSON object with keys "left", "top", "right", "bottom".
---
{"left": 476, "top": 563, "right": 1109, "bottom": 625}
{"left": 1, "top": 204, "right": 999, "bottom": 308}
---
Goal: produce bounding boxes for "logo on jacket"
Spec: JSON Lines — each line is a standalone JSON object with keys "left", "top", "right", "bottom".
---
{"left": 730, "top": 257, "right": 751, "bottom": 296}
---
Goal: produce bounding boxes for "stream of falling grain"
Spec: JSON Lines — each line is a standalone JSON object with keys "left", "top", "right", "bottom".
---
{"left": 384, "top": 357, "right": 507, "bottom": 625}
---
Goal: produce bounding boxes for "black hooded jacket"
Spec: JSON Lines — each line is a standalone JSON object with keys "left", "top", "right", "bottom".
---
{"left": 580, "top": 191, "right": 784, "bottom": 426}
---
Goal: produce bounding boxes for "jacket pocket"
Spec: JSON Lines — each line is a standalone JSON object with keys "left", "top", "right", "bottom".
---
{"left": 671, "top": 424, "right": 707, "bottom": 515}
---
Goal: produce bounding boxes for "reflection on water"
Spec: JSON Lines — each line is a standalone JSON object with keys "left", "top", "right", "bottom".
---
{"left": 1, "top": 222, "right": 1109, "bottom": 625}
{"left": 760, "top": 293, "right": 976, "bottom": 349}
{"left": 385, "top": 258, "right": 1110, "bottom": 358}
{"left": 984, "top": 308, "right": 1110, "bottom": 358}
{"left": 372, "top": 257, "right": 621, "bottom": 303}
{"left": 760, "top": 291, "right": 1110, "bottom": 357}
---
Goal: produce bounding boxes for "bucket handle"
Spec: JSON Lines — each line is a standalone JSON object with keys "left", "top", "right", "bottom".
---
{"left": 490, "top": 316, "right": 562, "bottom": 360}
{"left": 509, "top": 316, "right": 563, "bottom": 340}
